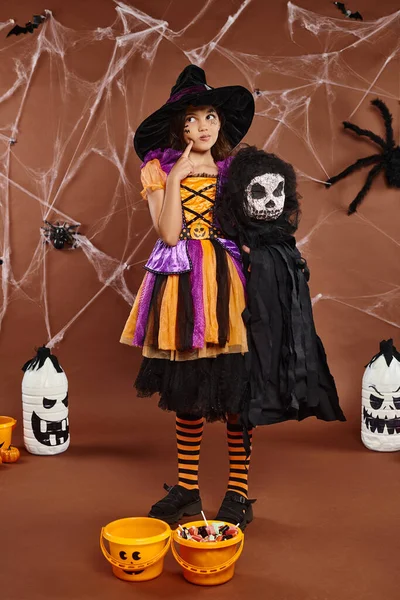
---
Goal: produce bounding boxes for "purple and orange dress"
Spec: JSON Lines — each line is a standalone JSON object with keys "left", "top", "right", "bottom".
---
{"left": 120, "top": 148, "right": 248, "bottom": 421}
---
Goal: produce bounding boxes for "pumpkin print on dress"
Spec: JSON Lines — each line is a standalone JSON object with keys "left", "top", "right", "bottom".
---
{"left": 191, "top": 223, "right": 207, "bottom": 239}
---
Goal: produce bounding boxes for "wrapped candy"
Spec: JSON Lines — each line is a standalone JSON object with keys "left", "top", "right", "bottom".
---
{"left": 177, "top": 523, "right": 240, "bottom": 543}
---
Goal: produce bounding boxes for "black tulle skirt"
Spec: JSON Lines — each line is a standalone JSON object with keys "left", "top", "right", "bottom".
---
{"left": 135, "top": 353, "right": 247, "bottom": 421}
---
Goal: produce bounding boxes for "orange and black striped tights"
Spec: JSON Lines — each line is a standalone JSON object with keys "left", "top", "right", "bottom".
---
{"left": 176, "top": 413, "right": 253, "bottom": 498}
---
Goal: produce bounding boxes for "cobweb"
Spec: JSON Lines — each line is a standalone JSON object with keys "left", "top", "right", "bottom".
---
{"left": 0, "top": 1, "right": 398, "bottom": 351}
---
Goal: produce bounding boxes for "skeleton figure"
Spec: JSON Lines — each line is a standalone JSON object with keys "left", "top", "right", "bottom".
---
{"left": 217, "top": 146, "right": 345, "bottom": 435}
{"left": 362, "top": 339, "right": 400, "bottom": 452}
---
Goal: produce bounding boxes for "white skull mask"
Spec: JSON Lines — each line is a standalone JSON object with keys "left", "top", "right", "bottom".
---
{"left": 245, "top": 173, "right": 285, "bottom": 221}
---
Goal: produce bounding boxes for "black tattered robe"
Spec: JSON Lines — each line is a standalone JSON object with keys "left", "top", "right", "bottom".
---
{"left": 240, "top": 235, "right": 346, "bottom": 429}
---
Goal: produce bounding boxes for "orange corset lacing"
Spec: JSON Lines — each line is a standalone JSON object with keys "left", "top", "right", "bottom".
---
{"left": 179, "top": 176, "right": 224, "bottom": 241}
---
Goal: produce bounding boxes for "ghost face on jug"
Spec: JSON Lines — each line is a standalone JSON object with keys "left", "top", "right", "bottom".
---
{"left": 363, "top": 383, "right": 400, "bottom": 436}
{"left": 361, "top": 353, "right": 400, "bottom": 451}
{"left": 245, "top": 173, "right": 285, "bottom": 221}
{"left": 31, "top": 392, "right": 69, "bottom": 448}
{"left": 182, "top": 106, "right": 221, "bottom": 152}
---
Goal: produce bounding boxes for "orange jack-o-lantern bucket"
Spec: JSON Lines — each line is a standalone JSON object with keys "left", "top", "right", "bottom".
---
{"left": 0, "top": 417, "right": 17, "bottom": 451}
{"left": 100, "top": 517, "right": 171, "bottom": 582}
{"left": 171, "top": 520, "right": 244, "bottom": 586}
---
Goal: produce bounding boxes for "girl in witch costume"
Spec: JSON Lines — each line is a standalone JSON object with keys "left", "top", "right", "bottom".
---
{"left": 217, "top": 146, "right": 346, "bottom": 434}
{"left": 120, "top": 65, "right": 256, "bottom": 529}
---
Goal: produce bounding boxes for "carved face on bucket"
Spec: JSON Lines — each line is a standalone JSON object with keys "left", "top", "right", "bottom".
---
{"left": 119, "top": 549, "right": 144, "bottom": 576}
{"left": 245, "top": 173, "right": 285, "bottom": 221}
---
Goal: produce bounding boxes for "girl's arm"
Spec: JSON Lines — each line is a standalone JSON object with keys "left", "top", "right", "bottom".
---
{"left": 147, "top": 141, "right": 194, "bottom": 247}
{"left": 147, "top": 177, "right": 183, "bottom": 246}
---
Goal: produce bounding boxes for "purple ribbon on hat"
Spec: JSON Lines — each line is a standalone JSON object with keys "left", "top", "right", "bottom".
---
{"left": 166, "top": 85, "right": 212, "bottom": 104}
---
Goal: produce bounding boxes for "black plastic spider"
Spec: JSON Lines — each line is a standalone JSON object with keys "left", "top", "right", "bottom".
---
{"left": 326, "top": 98, "right": 400, "bottom": 215}
{"left": 41, "top": 220, "right": 79, "bottom": 249}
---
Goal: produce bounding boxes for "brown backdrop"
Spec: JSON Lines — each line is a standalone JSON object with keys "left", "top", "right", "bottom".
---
{"left": 0, "top": 1, "right": 399, "bottom": 599}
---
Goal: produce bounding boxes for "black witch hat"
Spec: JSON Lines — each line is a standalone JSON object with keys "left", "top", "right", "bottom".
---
{"left": 134, "top": 65, "right": 255, "bottom": 161}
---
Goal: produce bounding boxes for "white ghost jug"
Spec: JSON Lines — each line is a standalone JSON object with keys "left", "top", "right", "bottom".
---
{"left": 22, "top": 346, "right": 69, "bottom": 455}
{"left": 362, "top": 339, "right": 400, "bottom": 452}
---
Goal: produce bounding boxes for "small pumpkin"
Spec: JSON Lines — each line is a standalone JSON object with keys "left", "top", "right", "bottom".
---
{"left": 0, "top": 445, "right": 20, "bottom": 463}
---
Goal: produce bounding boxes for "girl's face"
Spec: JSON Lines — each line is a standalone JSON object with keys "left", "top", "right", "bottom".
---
{"left": 183, "top": 106, "right": 221, "bottom": 152}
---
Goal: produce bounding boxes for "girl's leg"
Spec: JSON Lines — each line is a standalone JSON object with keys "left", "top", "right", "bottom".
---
{"left": 148, "top": 413, "right": 204, "bottom": 524}
{"left": 176, "top": 413, "right": 204, "bottom": 490}
{"left": 214, "top": 414, "right": 256, "bottom": 529}
{"left": 226, "top": 416, "right": 252, "bottom": 499}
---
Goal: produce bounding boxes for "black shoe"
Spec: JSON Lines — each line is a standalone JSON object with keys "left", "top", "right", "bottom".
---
{"left": 148, "top": 483, "right": 203, "bottom": 525}
{"left": 214, "top": 491, "right": 256, "bottom": 531}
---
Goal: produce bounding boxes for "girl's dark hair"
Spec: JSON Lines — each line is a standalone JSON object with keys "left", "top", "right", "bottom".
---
{"left": 218, "top": 145, "right": 301, "bottom": 244}
{"left": 168, "top": 106, "right": 232, "bottom": 161}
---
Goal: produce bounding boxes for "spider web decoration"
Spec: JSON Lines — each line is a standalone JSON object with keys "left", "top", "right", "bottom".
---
{"left": 0, "top": 1, "right": 398, "bottom": 357}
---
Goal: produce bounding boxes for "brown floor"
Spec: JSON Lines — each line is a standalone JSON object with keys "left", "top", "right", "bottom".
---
{"left": 0, "top": 0, "right": 399, "bottom": 597}
{"left": 2, "top": 382, "right": 400, "bottom": 600}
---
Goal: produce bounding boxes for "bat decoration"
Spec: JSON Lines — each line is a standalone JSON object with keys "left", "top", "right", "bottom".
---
{"left": 326, "top": 98, "right": 400, "bottom": 214}
{"left": 333, "top": 2, "right": 363, "bottom": 20}
{"left": 7, "top": 14, "right": 46, "bottom": 38}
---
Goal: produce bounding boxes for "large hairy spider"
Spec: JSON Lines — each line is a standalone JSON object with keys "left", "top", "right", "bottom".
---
{"left": 41, "top": 221, "right": 79, "bottom": 249}
{"left": 326, "top": 98, "right": 400, "bottom": 214}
